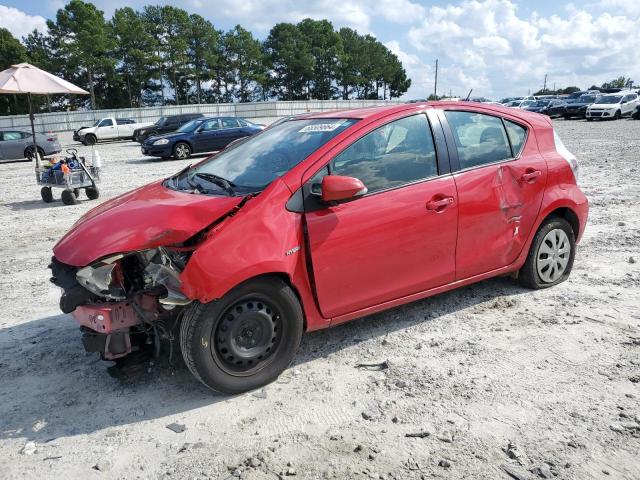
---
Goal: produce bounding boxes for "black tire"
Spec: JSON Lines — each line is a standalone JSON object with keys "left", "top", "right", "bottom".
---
{"left": 25, "top": 146, "right": 45, "bottom": 160}
{"left": 518, "top": 216, "right": 576, "bottom": 289}
{"left": 84, "top": 134, "right": 97, "bottom": 146}
{"left": 586, "top": 117, "right": 593, "bottom": 122}
{"left": 73, "top": 188, "right": 80, "bottom": 198}
{"left": 85, "top": 187, "right": 100, "bottom": 200}
{"left": 180, "top": 277, "right": 304, "bottom": 394}
{"left": 614, "top": 110, "right": 621, "bottom": 120}
{"left": 563, "top": 115, "right": 570, "bottom": 120}
{"left": 40, "top": 187, "right": 53, "bottom": 203}
{"left": 61, "top": 189, "right": 79, "bottom": 206}
{"left": 173, "top": 142, "right": 191, "bottom": 160}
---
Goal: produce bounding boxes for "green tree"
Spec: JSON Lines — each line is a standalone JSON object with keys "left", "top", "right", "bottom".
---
{"left": 336, "top": 28, "right": 363, "bottom": 100}
{"left": 223, "top": 25, "right": 264, "bottom": 102}
{"left": 48, "top": 0, "right": 115, "bottom": 109}
{"left": 110, "top": 7, "right": 156, "bottom": 107}
{"left": 297, "top": 18, "right": 342, "bottom": 99}
{"left": 602, "top": 76, "right": 634, "bottom": 89}
{"left": 187, "top": 14, "right": 220, "bottom": 104}
{"left": 264, "top": 22, "right": 313, "bottom": 100}
{"left": 0, "top": 28, "right": 28, "bottom": 114}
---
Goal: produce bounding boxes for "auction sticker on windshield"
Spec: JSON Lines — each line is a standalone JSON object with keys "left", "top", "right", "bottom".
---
{"left": 299, "top": 121, "right": 347, "bottom": 133}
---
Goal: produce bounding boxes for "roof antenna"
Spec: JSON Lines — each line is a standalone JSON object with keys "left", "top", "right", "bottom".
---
{"left": 465, "top": 89, "right": 473, "bottom": 101}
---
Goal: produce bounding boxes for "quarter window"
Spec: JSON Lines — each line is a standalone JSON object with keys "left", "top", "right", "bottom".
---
{"left": 331, "top": 114, "right": 438, "bottom": 194}
{"left": 444, "top": 111, "right": 512, "bottom": 169}
{"left": 504, "top": 120, "right": 527, "bottom": 157}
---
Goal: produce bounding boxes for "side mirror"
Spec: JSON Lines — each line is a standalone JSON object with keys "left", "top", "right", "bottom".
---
{"left": 320, "top": 175, "right": 367, "bottom": 203}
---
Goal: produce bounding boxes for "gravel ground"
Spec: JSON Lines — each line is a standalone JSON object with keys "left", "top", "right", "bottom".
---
{"left": 0, "top": 118, "right": 638, "bottom": 480}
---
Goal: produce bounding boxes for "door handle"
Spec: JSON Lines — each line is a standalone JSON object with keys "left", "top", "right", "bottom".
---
{"left": 520, "top": 169, "right": 541, "bottom": 183}
{"left": 426, "top": 195, "right": 454, "bottom": 212}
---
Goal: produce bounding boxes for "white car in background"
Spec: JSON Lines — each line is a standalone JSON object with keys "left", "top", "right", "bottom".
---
{"left": 73, "top": 117, "right": 153, "bottom": 145}
{"left": 586, "top": 91, "right": 639, "bottom": 120}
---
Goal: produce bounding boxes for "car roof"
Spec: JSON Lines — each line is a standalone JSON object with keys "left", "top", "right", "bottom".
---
{"left": 300, "top": 101, "right": 542, "bottom": 123}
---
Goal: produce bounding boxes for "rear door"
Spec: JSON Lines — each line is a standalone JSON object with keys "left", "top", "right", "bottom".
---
{"left": 304, "top": 112, "right": 458, "bottom": 319}
{"left": 439, "top": 109, "right": 547, "bottom": 280}
{"left": 216, "top": 118, "right": 244, "bottom": 149}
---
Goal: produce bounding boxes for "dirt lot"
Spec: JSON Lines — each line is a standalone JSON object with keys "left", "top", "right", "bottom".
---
{"left": 0, "top": 118, "right": 638, "bottom": 480}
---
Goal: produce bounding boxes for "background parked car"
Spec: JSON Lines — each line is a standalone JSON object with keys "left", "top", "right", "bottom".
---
{"left": 522, "top": 100, "right": 551, "bottom": 113}
{"left": 544, "top": 100, "right": 568, "bottom": 118}
{"left": 74, "top": 117, "right": 152, "bottom": 145}
{"left": 563, "top": 93, "right": 600, "bottom": 119}
{"left": 632, "top": 104, "right": 640, "bottom": 120}
{"left": 141, "top": 116, "right": 264, "bottom": 159}
{"left": 133, "top": 113, "right": 204, "bottom": 143}
{"left": 0, "top": 130, "right": 61, "bottom": 161}
{"left": 586, "top": 92, "right": 639, "bottom": 120}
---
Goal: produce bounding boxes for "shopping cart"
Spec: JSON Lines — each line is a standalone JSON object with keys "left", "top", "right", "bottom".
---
{"left": 35, "top": 148, "right": 100, "bottom": 205}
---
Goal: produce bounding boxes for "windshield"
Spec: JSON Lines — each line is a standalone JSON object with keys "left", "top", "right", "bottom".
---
{"left": 177, "top": 119, "right": 205, "bottom": 133}
{"left": 533, "top": 100, "right": 550, "bottom": 107}
{"left": 92, "top": 120, "right": 100, "bottom": 127}
{"left": 169, "top": 118, "right": 358, "bottom": 195}
{"left": 156, "top": 116, "right": 168, "bottom": 126}
{"left": 578, "top": 95, "right": 597, "bottom": 103}
{"left": 595, "top": 95, "right": 623, "bottom": 104}
{"left": 521, "top": 101, "right": 536, "bottom": 107}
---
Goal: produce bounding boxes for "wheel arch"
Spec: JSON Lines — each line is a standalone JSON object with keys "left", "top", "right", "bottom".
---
{"left": 544, "top": 206, "right": 580, "bottom": 239}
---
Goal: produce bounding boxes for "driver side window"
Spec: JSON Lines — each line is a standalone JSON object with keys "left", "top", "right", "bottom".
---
{"left": 201, "top": 119, "right": 220, "bottom": 131}
{"left": 99, "top": 119, "right": 113, "bottom": 127}
{"left": 330, "top": 114, "right": 438, "bottom": 194}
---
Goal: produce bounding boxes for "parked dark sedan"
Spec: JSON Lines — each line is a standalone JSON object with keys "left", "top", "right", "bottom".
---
{"left": 563, "top": 94, "right": 599, "bottom": 119}
{"left": 522, "top": 100, "right": 551, "bottom": 113}
{"left": 134, "top": 113, "right": 204, "bottom": 143}
{"left": 544, "top": 100, "right": 568, "bottom": 118}
{"left": 141, "top": 117, "right": 264, "bottom": 159}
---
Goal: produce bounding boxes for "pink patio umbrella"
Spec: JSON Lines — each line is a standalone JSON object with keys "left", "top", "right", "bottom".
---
{"left": 0, "top": 63, "right": 89, "bottom": 166}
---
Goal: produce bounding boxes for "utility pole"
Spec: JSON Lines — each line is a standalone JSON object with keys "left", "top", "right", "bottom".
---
{"left": 434, "top": 59, "right": 438, "bottom": 100}
{"left": 543, "top": 73, "right": 547, "bottom": 93}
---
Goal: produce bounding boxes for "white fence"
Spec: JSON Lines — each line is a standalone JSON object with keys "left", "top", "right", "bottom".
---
{"left": 0, "top": 100, "right": 402, "bottom": 133}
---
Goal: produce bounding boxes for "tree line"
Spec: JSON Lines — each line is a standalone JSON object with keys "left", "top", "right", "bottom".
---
{"left": 0, "top": 0, "right": 411, "bottom": 115}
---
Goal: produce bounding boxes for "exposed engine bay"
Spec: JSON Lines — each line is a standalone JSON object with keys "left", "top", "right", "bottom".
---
{"left": 49, "top": 247, "right": 192, "bottom": 364}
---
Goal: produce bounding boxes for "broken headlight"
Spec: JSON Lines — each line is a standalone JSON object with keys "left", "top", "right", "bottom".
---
{"left": 76, "top": 253, "right": 127, "bottom": 300}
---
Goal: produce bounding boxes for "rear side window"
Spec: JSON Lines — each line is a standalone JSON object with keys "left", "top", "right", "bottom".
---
{"left": 444, "top": 111, "right": 512, "bottom": 169}
{"left": 221, "top": 118, "right": 240, "bottom": 128}
{"left": 331, "top": 114, "right": 438, "bottom": 194}
{"left": 504, "top": 120, "right": 527, "bottom": 156}
{"left": 116, "top": 118, "right": 134, "bottom": 125}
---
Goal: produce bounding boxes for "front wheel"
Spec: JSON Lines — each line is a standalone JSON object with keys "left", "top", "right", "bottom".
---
{"left": 614, "top": 110, "right": 622, "bottom": 120}
{"left": 180, "top": 277, "right": 304, "bottom": 394}
{"left": 84, "top": 134, "right": 97, "bottom": 146}
{"left": 40, "top": 187, "right": 53, "bottom": 203}
{"left": 173, "top": 142, "right": 191, "bottom": 160}
{"left": 85, "top": 187, "right": 100, "bottom": 200}
{"left": 518, "top": 217, "right": 576, "bottom": 289}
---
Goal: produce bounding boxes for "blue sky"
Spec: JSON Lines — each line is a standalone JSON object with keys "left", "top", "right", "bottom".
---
{"left": 2, "top": 0, "right": 639, "bottom": 99}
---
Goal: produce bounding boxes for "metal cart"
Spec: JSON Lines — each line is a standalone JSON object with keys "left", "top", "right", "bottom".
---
{"left": 36, "top": 148, "right": 101, "bottom": 205}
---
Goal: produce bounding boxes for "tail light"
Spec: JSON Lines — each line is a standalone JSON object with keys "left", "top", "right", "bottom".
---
{"left": 553, "top": 130, "right": 579, "bottom": 183}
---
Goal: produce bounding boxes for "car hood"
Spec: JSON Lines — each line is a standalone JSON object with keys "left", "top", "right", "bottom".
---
{"left": 567, "top": 102, "right": 591, "bottom": 107}
{"left": 589, "top": 103, "right": 620, "bottom": 108}
{"left": 53, "top": 181, "right": 243, "bottom": 266}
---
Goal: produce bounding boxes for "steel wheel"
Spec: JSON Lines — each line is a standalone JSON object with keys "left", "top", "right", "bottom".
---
{"left": 213, "top": 298, "right": 282, "bottom": 376}
{"left": 536, "top": 228, "right": 571, "bottom": 283}
{"left": 174, "top": 142, "right": 191, "bottom": 159}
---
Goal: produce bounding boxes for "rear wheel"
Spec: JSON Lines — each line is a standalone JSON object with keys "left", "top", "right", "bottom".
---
{"left": 25, "top": 146, "right": 45, "bottom": 160}
{"left": 180, "top": 277, "right": 304, "bottom": 394}
{"left": 173, "top": 142, "right": 191, "bottom": 160}
{"left": 40, "top": 187, "right": 53, "bottom": 203}
{"left": 61, "top": 189, "right": 79, "bottom": 206}
{"left": 518, "top": 217, "right": 575, "bottom": 289}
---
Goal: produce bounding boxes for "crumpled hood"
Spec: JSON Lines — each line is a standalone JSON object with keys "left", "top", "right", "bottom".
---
{"left": 53, "top": 181, "right": 243, "bottom": 266}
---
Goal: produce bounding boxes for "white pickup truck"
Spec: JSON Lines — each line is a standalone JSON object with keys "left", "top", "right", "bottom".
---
{"left": 73, "top": 117, "right": 153, "bottom": 145}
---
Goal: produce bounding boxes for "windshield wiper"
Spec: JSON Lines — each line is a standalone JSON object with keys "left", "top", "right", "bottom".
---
{"left": 193, "top": 172, "right": 236, "bottom": 196}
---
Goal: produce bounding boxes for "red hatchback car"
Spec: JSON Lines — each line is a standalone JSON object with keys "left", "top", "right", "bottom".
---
{"left": 51, "top": 102, "right": 588, "bottom": 393}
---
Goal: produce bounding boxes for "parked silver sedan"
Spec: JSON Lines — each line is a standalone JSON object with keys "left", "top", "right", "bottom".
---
{"left": 0, "top": 130, "right": 61, "bottom": 161}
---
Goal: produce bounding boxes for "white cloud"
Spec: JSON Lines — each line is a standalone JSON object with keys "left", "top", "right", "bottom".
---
{"left": 406, "top": 0, "right": 640, "bottom": 98}
{"left": 0, "top": 6, "right": 47, "bottom": 39}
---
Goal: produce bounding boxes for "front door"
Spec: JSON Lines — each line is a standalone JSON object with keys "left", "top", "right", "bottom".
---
{"left": 193, "top": 118, "right": 221, "bottom": 153}
{"left": 95, "top": 119, "right": 117, "bottom": 139}
{"left": 440, "top": 109, "right": 547, "bottom": 280}
{"left": 304, "top": 113, "right": 458, "bottom": 319}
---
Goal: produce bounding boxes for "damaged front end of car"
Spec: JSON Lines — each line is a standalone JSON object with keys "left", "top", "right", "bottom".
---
{"left": 50, "top": 247, "right": 192, "bottom": 363}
